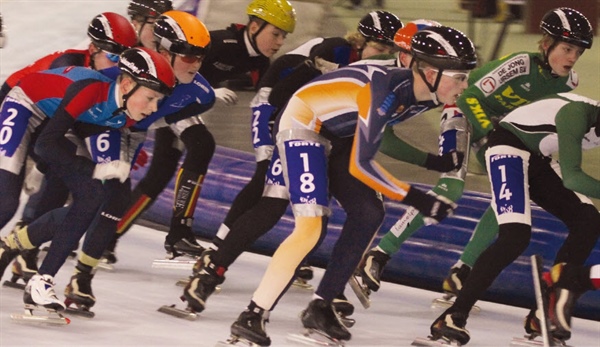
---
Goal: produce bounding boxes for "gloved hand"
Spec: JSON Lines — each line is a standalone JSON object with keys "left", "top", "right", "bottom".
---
{"left": 93, "top": 160, "right": 131, "bottom": 183}
{"left": 132, "top": 149, "right": 149, "bottom": 171}
{"left": 214, "top": 88, "right": 238, "bottom": 106}
{"left": 23, "top": 165, "right": 44, "bottom": 195}
{"left": 402, "top": 188, "right": 456, "bottom": 225}
{"left": 425, "top": 150, "right": 464, "bottom": 172}
{"left": 314, "top": 56, "right": 339, "bottom": 74}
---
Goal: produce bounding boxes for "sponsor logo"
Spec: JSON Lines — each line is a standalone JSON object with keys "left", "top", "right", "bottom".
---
{"left": 476, "top": 54, "right": 530, "bottom": 97}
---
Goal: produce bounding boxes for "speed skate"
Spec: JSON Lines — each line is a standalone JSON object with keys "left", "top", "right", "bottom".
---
{"left": 287, "top": 329, "right": 345, "bottom": 346}
{"left": 348, "top": 274, "right": 370, "bottom": 308}
{"left": 11, "top": 304, "right": 70, "bottom": 325}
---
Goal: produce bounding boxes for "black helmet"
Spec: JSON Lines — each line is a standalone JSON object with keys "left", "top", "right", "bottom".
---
{"left": 119, "top": 47, "right": 176, "bottom": 95}
{"left": 358, "top": 11, "right": 403, "bottom": 46}
{"left": 411, "top": 26, "right": 477, "bottom": 71}
{"left": 540, "top": 7, "right": 593, "bottom": 49}
{"left": 88, "top": 12, "right": 138, "bottom": 55}
{"left": 127, "top": 0, "right": 173, "bottom": 20}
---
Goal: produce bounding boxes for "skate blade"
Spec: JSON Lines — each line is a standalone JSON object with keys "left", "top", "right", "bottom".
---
{"left": 3, "top": 280, "right": 26, "bottom": 290}
{"left": 411, "top": 336, "right": 461, "bottom": 346}
{"left": 348, "top": 275, "right": 370, "bottom": 309}
{"left": 430, "top": 297, "right": 480, "bottom": 314}
{"left": 287, "top": 329, "right": 344, "bottom": 346}
{"left": 510, "top": 336, "right": 570, "bottom": 347}
{"left": 339, "top": 316, "right": 355, "bottom": 328}
{"left": 215, "top": 336, "right": 262, "bottom": 347}
{"left": 158, "top": 304, "right": 198, "bottom": 321}
{"left": 292, "top": 278, "right": 314, "bottom": 291}
{"left": 97, "top": 260, "right": 115, "bottom": 271}
{"left": 64, "top": 300, "right": 96, "bottom": 318}
{"left": 152, "top": 259, "right": 196, "bottom": 270}
{"left": 11, "top": 308, "right": 70, "bottom": 326}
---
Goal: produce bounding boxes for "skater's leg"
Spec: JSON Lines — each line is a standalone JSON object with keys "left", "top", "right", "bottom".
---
{"left": 21, "top": 171, "right": 69, "bottom": 225}
{"left": 0, "top": 169, "right": 24, "bottom": 229}
{"left": 117, "top": 127, "right": 182, "bottom": 237}
{"left": 214, "top": 159, "right": 270, "bottom": 247}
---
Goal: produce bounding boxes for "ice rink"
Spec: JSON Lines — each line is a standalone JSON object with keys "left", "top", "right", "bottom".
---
{"left": 0, "top": 0, "right": 599, "bottom": 346}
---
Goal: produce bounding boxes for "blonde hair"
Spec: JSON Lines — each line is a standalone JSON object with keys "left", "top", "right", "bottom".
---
{"left": 345, "top": 31, "right": 367, "bottom": 50}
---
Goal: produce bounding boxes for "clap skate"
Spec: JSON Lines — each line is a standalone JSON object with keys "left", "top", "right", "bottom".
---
{"left": 431, "top": 264, "right": 479, "bottom": 313}
{"left": 332, "top": 293, "right": 355, "bottom": 328}
{"left": 64, "top": 269, "right": 96, "bottom": 318}
{"left": 12, "top": 274, "right": 69, "bottom": 325}
{"left": 3, "top": 249, "right": 39, "bottom": 290}
{"left": 411, "top": 336, "right": 462, "bottom": 346}
{"left": 158, "top": 301, "right": 198, "bottom": 321}
{"left": 347, "top": 273, "right": 371, "bottom": 309}
{"left": 289, "top": 299, "right": 351, "bottom": 346}
{"left": 510, "top": 257, "right": 572, "bottom": 347}
{"left": 217, "top": 307, "right": 271, "bottom": 347}
{"left": 292, "top": 263, "right": 314, "bottom": 290}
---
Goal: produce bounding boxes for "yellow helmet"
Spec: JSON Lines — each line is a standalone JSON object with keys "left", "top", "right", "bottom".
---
{"left": 154, "top": 10, "right": 211, "bottom": 56}
{"left": 246, "top": 0, "right": 296, "bottom": 34}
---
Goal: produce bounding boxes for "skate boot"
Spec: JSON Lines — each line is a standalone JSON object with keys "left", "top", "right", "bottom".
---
{"left": 101, "top": 237, "right": 118, "bottom": 265}
{"left": 192, "top": 248, "right": 215, "bottom": 275}
{"left": 548, "top": 263, "right": 587, "bottom": 342}
{"left": 183, "top": 262, "right": 225, "bottom": 313}
{"left": 5, "top": 248, "right": 39, "bottom": 289}
{"left": 301, "top": 299, "right": 351, "bottom": 342}
{"left": 293, "top": 262, "right": 314, "bottom": 289}
{"left": 0, "top": 238, "right": 20, "bottom": 281}
{"left": 332, "top": 293, "right": 355, "bottom": 328}
{"left": 332, "top": 293, "right": 354, "bottom": 317}
{"left": 230, "top": 305, "right": 271, "bottom": 346}
{"left": 524, "top": 271, "right": 554, "bottom": 338}
{"left": 164, "top": 231, "right": 205, "bottom": 258}
{"left": 442, "top": 264, "right": 471, "bottom": 296}
{"left": 65, "top": 267, "right": 96, "bottom": 308}
{"left": 430, "top": 308, "right": 470, "bottom": 345}
{"left": 358, "top": 247, "right": 391, "bottom": 292}
{"left": 24, "top": 273, "right": 66, "bottom": 311}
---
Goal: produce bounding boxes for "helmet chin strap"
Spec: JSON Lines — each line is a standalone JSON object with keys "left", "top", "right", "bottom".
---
{"left": 410, "top": 58, "right": 443, "bottom": 105}
{"left": 113, "top": 83, "right": 141, "bottom": 118}
{"left": 247, "top": 21, "right": 268, "bottom": 56}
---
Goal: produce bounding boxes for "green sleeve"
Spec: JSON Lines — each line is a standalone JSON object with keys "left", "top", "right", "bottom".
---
{"left": 378, "top": 125, "right": 428, "bottom": 167}
{"left": 556, "top": 103, "right": 600, "bottom": 199}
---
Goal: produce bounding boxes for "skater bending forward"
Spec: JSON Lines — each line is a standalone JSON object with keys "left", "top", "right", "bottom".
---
{"left": 225, "top": 25, "right": 477, "bottom": 346}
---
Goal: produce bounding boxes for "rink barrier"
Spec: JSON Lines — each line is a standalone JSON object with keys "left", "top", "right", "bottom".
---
{"left": 130, "top": 141, "right": 600, "bottom": 321}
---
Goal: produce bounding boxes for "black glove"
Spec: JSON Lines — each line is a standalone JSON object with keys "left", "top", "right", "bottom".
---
{"left": 424, "top": 151, "right": 464, "bottom": 173}
{"left": 403, "top": 188, "right": 456, "bottom": 225}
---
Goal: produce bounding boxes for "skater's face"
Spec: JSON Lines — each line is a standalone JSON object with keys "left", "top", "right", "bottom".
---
{"left": 89, "top": 44, "right": 119, "bottom": 71}
{"left": 431, "top": 68, "right": 470, "bottom": 105}
{"left": 545, "top": 41, "right": 584, "bottom": 77}
{"left": 121, "top": 77, "right": 164, "bottom": 121}
{"left": 132, "top": 17, "right": 157, "bottom": 50}
{"left": 169, "top": 52, "right": 204, "bottom": 84}
{"left": 250, "top": 22, "right": 287, "bottom": 58}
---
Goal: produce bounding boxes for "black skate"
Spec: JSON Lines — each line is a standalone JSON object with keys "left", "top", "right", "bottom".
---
{"left": 183, "top": 263, "right": 225, "bottom": 312}
{"left": 289, "top": 298, "right": 351, "bottom": 345}
{"left": 3, "top": 248, "right": 39, "bottom": 290}
{"left": 98, "top": 239, "right": 118, "bottom": 271}
{"left": 428, "top": 308, "right": 470, "bottom": 346}
{"left": 220, "top": 307, "right": 271, "bottom": 346}
{"left": 164, "top": 234, "right": 206, "bottom": 259}
{"left": 292, "top": 263, "right": 314, "bottom": 290}
{"left": 432, "top": 265, "right": 480, "bottom": 312}
{"left": 64, "top": 271, "right": 96, "bottom": 318}
{"left": 0, "top": 238, "right": 20, "bottom": 282}
{"left": 332, "top": 293, "right": 355, "bottom": 328}
{"left": 358, "top": 247, "right": 390, "bottom": 292}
